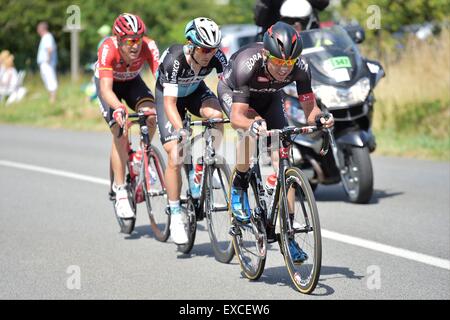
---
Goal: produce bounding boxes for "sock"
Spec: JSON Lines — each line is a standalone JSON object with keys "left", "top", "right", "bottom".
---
{"left": 113, "top": 183, "right": 127, "bottom": 196}
{"left": 169, "top": 200, "right": 181, "bottom": 215}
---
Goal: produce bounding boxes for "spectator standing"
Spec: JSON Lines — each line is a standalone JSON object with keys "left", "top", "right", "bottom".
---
{"left": 37, "top": 21, "right": 58, "bottom": 104}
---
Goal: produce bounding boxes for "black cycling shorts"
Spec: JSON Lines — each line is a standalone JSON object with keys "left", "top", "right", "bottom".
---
{"left": 96, "top": 75, "right": 155, "bottom": 127}
{"left": 217, "top": 80, "right": 288, "bottom": 131}
{"left": 156, "top": 81, "right": 217, "bottom": 145}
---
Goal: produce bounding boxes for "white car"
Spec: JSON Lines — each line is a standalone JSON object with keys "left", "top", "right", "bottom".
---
{"left": 220, "top": 24, "right": 262, "bottom": 60}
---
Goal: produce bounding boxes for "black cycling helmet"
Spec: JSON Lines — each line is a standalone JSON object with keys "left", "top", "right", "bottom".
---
{"left": 263, "top": 21, "right": 303, "bottom": 60}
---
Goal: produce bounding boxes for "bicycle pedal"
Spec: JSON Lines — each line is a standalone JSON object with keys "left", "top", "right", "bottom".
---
{"left": 267, "top": 232, "right": 277, "bottom": 244}
{"left": 229, "top": 225, "right": 241, "bottom": 237}
{"left": 109, "top": 191, "right": 116, "bottom": 201}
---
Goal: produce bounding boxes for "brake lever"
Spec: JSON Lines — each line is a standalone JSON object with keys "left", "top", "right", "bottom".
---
{"left": 117, "top": 109, "right": 126, "bottom": 138}
{"left": 319, "top": 129, "right": 331, "bottom": 156}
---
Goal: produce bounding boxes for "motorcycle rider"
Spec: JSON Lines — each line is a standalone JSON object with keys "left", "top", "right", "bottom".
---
{"left": 254, "top": 0, "right": 329, "bottom": 34}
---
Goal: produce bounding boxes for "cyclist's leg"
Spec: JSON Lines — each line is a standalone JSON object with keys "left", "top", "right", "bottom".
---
{"left": 218, "top": 81, "right": 260, "bottom": 173}
{"left": 218, "top": 83, "right": 263, "bottom": 220}
{"left": 155, "top": 83, "right": 184, "bottom": 202}
{"left": 194, "top": 82, "right": 224, "bottom": 150}
{"left": 122, "top": 75, "right": 157, "bottom": 141}
{"left": 256, "top": 92, "right": 288, "bottom": 173}
{"left": 155, "top": 83, "right": 188, "bottom": 243}
{"left": 261, "top": 96, "right": 306, "bottom": 259}
{"left": 96, "top": 77, "right": 134, "bottom": 218}
{"left": 96, "top": 77, "right": 129, "bottom": 187}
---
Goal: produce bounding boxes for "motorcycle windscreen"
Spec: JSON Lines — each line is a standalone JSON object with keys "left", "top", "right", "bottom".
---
{"left": 300, "top": 26, "right": 363, "bottom": 85}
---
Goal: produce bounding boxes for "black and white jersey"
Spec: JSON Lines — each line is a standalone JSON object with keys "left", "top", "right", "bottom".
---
{"left": 157, "top": 44, "right": 227, "bottom": 97}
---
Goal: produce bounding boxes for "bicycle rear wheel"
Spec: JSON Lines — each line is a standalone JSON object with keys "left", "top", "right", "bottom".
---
{"left": 205, "top": 156, "right": 234, "bottom": 263}
{"left": 279, "top": 167, "right": 322, "bottom": 294}
{"left": 230, "top": 169, "right": 266, "bottom": 280}
{"left": 110, "top": 164, "right": 136, "bottom": 234}
{"left": 144, "top": 146, "right": 170, "bottom": 242}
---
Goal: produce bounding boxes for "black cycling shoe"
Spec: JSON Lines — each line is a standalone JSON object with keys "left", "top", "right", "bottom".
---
{"left": 266, "top": 224, "right": 277, "bottom": 243}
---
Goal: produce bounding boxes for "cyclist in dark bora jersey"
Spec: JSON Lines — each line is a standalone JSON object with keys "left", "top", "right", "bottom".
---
{"left": 155, "top": 17, "right": 227, "bottom": 245}
{"left": 218, "top": 21, "right": 334, "bottom": 262}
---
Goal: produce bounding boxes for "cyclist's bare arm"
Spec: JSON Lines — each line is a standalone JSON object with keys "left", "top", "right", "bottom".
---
{"left": 302, "top": 98, "right": 322, "bottom": 125}
{"left": 99, "top": 77, "right": 123, "bottom": 110}
{"left": 163, "top": 95, "right": 183, "bottom": 130}
{"left": 230, "top": 102, "right": 255, "bottom": 131}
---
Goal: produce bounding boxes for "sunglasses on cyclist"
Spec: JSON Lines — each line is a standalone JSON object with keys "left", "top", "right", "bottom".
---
{"left": 195, "top": 47, "right": 217, "bottom": 54}
{"left": 267, "top": 54, "right": 298, "bottom": 67}
{"left": 120, "top": 37, "right": 143, "bottom": 46}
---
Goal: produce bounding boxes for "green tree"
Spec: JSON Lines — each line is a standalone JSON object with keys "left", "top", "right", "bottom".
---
{"left": 0, "top": 0, "right": 255, "bottom": 71}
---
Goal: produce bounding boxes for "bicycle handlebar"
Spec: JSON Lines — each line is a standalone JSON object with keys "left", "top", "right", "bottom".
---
{"left": 177, "top": 116, "right": 230, "bottom": 142}
{"left": 117, "top": 110, "right": 156, "bottom": 138}
{"left": 190, "top": 118, "right": 230, "bottom": 127}
{"left": 266, "top": 125, "right": 330, "bottom": 156}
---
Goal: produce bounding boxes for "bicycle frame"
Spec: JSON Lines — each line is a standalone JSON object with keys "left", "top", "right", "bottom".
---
{"left": 181, "top": 114, "right": 230, "bottom": 218}
{"left": 124, "top": 111, "right": 166, "bottom": 202}
{"left": 248, "top": 126, "right": 328, "bottom": 238}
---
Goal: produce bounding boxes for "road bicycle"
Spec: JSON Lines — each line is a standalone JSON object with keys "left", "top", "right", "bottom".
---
{"left": 229, "top": 125, "right": 329, "bottom": 294}
{"left": 110, "top": 109, "right": 169, "bottom": 240}
{"left": 176, "top": 114, "right": 234, "bottom": 263}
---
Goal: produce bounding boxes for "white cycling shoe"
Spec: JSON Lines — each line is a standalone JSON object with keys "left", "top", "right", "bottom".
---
{"left": 170, "top": 212, "right": 189, "bottom": 244}
{"left": 114, "top": 185, "right": 135, "bottom": 219}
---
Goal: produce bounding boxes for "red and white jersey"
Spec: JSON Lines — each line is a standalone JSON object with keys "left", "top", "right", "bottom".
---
{"left": 95, "top": 36, "right": 159, "bottom": 81}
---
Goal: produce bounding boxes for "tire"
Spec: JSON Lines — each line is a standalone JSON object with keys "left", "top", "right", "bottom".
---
{"left": 205, "top": 156, "right": 235, "bottom": 263}
{"left": 177, "top": 198, "right": 197, "bottom": 254}
{"left": 144, "top": 146, "right": 170, "bottom": 242}
{"left": 230, "top": 169, "right": 267, "bottom": 280}
{"left": 279, "top": 167, "right": 321, "bottom": 294}
{"left": 341, "top": 146, "right": 373, "bottom": 204}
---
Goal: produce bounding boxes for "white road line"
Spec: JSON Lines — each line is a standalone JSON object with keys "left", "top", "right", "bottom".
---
{"left": 1, "top": 159, "right": 450, "bottom": 271}
{"left": 322, "top": 230, "right": 450, "bottom": 271}
{"left": 0, "top": 160, "right": 109, "bottom": 186}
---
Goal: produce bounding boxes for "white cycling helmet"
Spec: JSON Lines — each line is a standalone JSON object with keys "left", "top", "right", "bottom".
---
{"left": 280, "top": 0, "right": 313, "bottom": 19}
{"left": 280, "top": 0, "right": 317, "bottom": 30}
{"left": 185, "top": 17, "right": 222, "bottom": 49}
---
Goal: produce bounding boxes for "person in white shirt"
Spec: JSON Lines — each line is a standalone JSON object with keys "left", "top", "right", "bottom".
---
{"left": 0, "top": 50, "right": 11, "bottom": 80}
{"left": 37, "top": 21, "right": 58, "bottom": 104}
{"left": 0, "top": 55, "right": 18, "bottom": 98}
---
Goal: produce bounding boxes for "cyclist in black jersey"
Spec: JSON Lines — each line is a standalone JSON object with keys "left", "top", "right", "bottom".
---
{"left": 155, "top": 17, "right": 227, "bottom": 245}
{"left": 218, "top": 21, "right": 334, "bottom": 261}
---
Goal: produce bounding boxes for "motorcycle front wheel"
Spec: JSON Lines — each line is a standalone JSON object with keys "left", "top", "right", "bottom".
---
{"left": 341, "top": 146, "right": 373, "bottom": 204}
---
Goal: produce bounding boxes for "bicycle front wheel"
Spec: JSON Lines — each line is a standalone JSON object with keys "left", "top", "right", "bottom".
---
{"left": 279, "top": 167, "right": 322, "bottom": 294}
{"left": 205, "top": 156, "right": 234, "bottom": 263}
{"left": 230, "top": 169, "right": 266, "bottom": 280}
{"left": 144, "top": 146, "right": 170, "bottom": 242}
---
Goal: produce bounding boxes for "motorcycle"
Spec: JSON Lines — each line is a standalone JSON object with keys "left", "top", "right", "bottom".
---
{"left": 283, "top": 25, "right": 385, "bottom": 203}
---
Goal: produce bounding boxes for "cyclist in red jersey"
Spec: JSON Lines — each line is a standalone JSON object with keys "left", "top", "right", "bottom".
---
{"left": 95, "top": 13, "right": 160, "bottom": 219}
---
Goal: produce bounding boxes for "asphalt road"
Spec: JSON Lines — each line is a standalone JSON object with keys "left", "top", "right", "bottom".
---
{"left": 0, "top": 124, "right": 449, "bottom": 300}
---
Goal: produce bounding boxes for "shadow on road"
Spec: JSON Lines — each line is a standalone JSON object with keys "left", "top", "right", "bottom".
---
{"left": 122, "top": 222, "right": 208, "bottom": 240}
{"left": 176, "top": 242, "right": 238, "bottom": 266}
{"left": 259, "top": 264, "right": 364, "bottom": 296}
{"left": 320, "top": 265, "right": 364, "bottom": 281}
{"left": 315, "top": 185, "right": 403, "bottom": 204}
{"left": 123, "top": 225, "right": 153, "bottom": 240}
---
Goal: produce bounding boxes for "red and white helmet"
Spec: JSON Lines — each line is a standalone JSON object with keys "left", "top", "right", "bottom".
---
{"left": 113, "top": 13, "right": 146, "bottom": 38}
